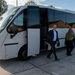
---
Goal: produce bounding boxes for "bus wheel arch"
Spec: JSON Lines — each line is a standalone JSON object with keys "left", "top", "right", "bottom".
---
{"left": 18, "top": 44, "right": 29, "bottom": 61}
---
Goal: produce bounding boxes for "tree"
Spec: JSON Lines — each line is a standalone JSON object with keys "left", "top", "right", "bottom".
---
{"left": 0, "top": 0, "right": 8, "bottom": 16}
{"left": 25, "top": 1, "right": 36, "bottom": 5}
{"left": 49, "top": 5, "right": 55, "bottom": 8}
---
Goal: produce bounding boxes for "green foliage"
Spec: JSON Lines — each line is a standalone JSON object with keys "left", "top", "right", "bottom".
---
{"left": 0, "top": 0, "right": 8, "bottom": 16}
{"left": 25, "top": 1, "right": 36, "bottom": 5}
{"left": 49, "top": 5, "right": 55, "bottom": 8}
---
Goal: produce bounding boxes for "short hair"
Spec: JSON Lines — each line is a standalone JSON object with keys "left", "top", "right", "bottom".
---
{"left": 68, "top": 28, "right": 73, "bottom": 33}
{"left": 53, "top": 24, "right": 57, "bottom": 27}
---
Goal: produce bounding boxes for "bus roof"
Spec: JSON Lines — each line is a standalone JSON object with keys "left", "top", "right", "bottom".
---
{"left": 19, "top": 5, "right": 75, "bottom": 14}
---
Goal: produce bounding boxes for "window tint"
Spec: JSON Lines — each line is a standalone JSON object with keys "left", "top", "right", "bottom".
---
{"left": 48, "top": 9, "right": 54, "bottom": 22}
{"left": 74, "top": 15, "right": 75, "bottom": 21}
{"left": 66, "top": 13, "right": 74, "bottom": 23}
{"left": 13, "top": 11, "right": 24, "bottom": 26}
{"left": 48, "top": 9, "right": 66, "bottom": 22}
{"left": 27, "top": 7, "right": 40, "bottom": 27}
{"left": 48, "top": 8, "right": 75, "bottom": 23}
{"left": 55, "top": 11, "right": 66, "bottom": 22}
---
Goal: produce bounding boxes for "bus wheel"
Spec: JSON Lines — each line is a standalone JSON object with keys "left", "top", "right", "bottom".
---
{"left": 18, "top": 45, "right": 29, "bottom": 61}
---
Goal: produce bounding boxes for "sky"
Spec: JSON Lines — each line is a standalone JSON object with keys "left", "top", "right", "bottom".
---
{"left": 5, "top": 0, "right": 75, "bottom": 11}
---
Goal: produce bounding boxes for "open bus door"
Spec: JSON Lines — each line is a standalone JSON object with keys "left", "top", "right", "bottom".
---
{"left": 27, "top": 6, "right": 48, "bottom": 56}
{"left": 40, "top": 8, "right": 48, "bottom": 51}
{"left": 27, "top": 6, "right": 40, "bottom": 56}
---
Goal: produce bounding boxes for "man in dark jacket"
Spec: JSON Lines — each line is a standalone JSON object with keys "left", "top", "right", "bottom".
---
{"left": 47, "top": 24, "right": 60, "bottom": 61}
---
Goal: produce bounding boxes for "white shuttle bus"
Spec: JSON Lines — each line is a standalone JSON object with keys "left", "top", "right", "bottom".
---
{"left": 0, "top": 5, "right": 75, "bottom": 60}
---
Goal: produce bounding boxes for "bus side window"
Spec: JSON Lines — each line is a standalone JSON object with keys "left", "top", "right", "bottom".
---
{"left": 7, "top": 10, "right": 24, "bottom": 34}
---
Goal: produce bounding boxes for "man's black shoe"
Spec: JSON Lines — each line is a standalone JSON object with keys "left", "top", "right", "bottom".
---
{"left": 67, "top": 54, "right": 72, "bottom": 56}
{"left": 55, "top": 58, "right": 60, "bottom": 61}
{"left": 47, "top": 56, "right": 51, "bottom": 59}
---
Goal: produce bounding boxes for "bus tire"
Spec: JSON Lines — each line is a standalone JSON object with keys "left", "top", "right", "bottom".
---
{"left": 18, "top": 45, "right": 29, "bottom": 61}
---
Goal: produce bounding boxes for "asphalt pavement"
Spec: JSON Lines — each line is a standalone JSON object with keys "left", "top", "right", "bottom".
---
{"left": 0, "top": 48, "right": 75, "bottom": 75}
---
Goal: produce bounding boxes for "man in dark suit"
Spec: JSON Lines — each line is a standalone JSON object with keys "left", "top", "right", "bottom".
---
{"left": 47, "top": 24, "right": 60, "bottom": 61}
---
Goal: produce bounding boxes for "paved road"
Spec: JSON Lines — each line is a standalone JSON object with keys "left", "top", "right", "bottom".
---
{"left": 0, "top": 48, "right": 75, "bottom": 75}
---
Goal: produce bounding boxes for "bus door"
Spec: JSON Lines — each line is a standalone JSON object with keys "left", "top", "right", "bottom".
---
{"left": 40, "top": 8, "right": 48, "bottom": 51}
{"left": 27, "top": 6, "right": 40, "bottom": 56}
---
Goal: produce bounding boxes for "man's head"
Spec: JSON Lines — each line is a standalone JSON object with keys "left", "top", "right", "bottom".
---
{"left": 53, "top": 24, "right": 57, "bottom": 30}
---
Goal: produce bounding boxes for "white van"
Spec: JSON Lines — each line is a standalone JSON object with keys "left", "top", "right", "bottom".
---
{"left": 0, "top": 5, "right": 74, "bottom": 60}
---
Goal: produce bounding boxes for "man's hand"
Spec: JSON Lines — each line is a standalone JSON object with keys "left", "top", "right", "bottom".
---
{"left": 57, "top": 42, "right": 60, "bottom": 46}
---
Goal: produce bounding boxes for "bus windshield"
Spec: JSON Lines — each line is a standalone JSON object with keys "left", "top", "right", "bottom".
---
{"left": 0, "top": 7, "right": 19, "bottom": 32}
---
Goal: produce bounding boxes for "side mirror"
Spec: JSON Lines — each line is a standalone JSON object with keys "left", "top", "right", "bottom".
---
{"left": 10, "top": 34, "right": 15, "bottom": 39}
{"left": 10, "top": 26, "right": 18, "bottom": 39}
{"left": 9, "top": 25, "right": 18, "bottom": 34}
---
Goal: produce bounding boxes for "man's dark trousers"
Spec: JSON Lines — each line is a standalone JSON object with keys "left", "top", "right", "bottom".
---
{"left": 47, "top": 41, "right": 58, "bottom": 59}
